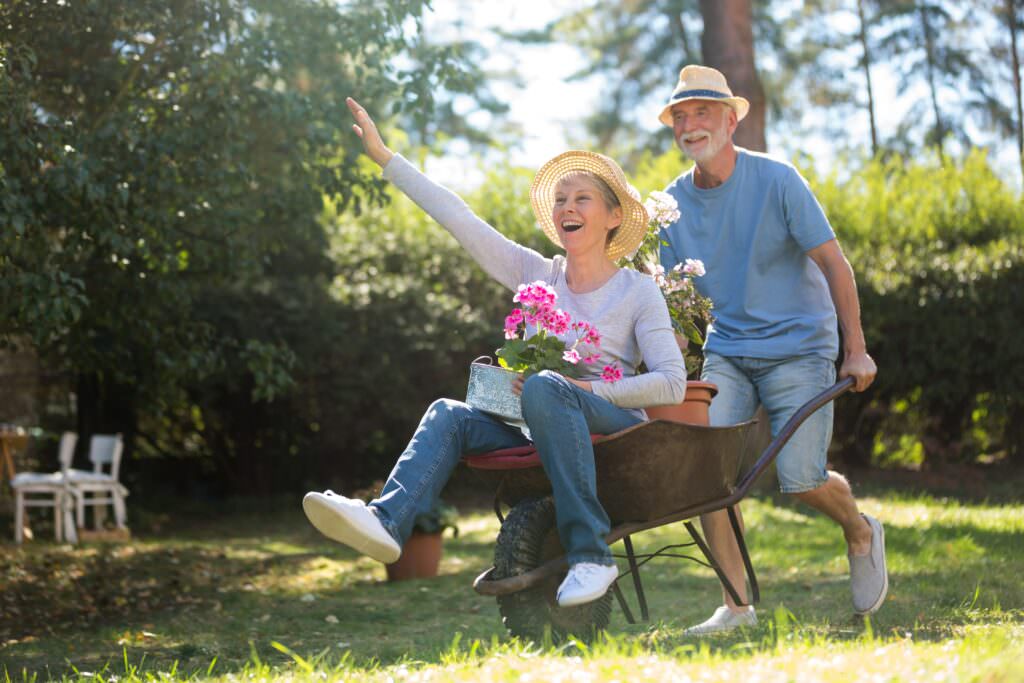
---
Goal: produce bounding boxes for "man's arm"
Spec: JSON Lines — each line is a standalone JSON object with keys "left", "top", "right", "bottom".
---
{"left": 806, "top": 239, "right": 877, "bottom": 392}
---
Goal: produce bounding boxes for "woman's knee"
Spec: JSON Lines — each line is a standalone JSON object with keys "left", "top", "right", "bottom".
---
{"left": 521, "top": 371, "right": 575, "bottom": 418}
{"left": 425, "top": 398, "right": 473, "bottom": 428}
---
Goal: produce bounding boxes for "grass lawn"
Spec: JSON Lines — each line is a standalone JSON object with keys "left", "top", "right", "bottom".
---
{"left": 2, "top": 471, "right": 1022, "bottom": 681}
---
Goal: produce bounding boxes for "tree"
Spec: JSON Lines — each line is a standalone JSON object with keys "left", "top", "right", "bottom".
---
{"left": 873, "top": 1, "right": 994, "bottom": 155}
{"left": 509, "top": 0, "right": 703, "bottom": 155}
{"left": 857, "top": 0, "right": 881, "bottom": 154}
{"left": 511, "top": 0, "right": 779, "bottom": 157}
{"left": 699, "top": 0, "right": 766, "bottom": 150}
{"left": 772, "top": 0, "right": 883, "bottom": 156}
{"left": 0, "top": 0, "right": 498, "bottom": 487}
{"left": 992, "top": 0, "right": 1024, "bottom": 178}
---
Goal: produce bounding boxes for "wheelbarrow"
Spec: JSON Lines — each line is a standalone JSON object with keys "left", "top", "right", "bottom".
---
{"left": 463, "top": 377, "right": 855, "bottom": 640}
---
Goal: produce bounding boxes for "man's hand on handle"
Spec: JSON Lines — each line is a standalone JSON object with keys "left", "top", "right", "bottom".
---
{"left": 839, "top": 351, "right": 876, "bottom": 392}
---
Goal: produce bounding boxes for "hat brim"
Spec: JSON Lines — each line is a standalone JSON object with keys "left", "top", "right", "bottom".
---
{"left": 658, "top": 94, "right": 750, "bottom": 127}
{"left": 529, "top": 151, "right": 649, "bottom": 262}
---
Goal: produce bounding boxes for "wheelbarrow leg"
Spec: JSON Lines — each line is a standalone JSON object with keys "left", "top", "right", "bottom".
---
{"left": 727, "top": 505, "right": 760, "bottom": 604}
{"left": 610, "top": 581, "right": 636, "bottom": 625}
{"left": 621, "top": 535, "right": 650, "bottom": 622}
{"left": 684, "top": 517, "right": 751, "bottom": 608}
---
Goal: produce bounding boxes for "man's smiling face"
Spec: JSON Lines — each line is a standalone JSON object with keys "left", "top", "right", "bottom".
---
{"left": 671, "top": 100, "right": 736, "bottom": 163}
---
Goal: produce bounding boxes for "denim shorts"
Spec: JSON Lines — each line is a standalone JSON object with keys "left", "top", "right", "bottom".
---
{"left": 702, "top": 351, "right": 836, "bottom": 493}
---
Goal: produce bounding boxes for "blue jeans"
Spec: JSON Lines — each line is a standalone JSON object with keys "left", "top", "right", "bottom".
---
{"left": 702, "top": 352, "right": 836, "bottom": 493}
{"left": 370, "top": 370, "right": 644, "bottom": 566}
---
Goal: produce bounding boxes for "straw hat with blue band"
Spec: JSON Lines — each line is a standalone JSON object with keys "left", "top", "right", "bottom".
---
{"left": 657, "top": 65, "right": 750, "bottom": 127}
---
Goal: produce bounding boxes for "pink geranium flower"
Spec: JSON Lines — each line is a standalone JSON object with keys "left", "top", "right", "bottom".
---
{"left": 497, "top": 280, "right": 617, "bottom": 382}
{"left": 542, "top": 308, "right": 572, "bottom": 335}
{"left": 601, "top": 364, "right": 623, "bottom": 383}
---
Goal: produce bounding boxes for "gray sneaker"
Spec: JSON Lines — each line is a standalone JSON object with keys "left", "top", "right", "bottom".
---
{"left": 849, "top": 513, "right": 888, "bottom": 615}
{"left": 684, "top": 605, "right": 757, "bottom": 636}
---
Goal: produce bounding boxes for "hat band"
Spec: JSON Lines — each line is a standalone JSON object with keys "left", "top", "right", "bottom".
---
{"left": 671, "top": 88, "right": 731, "bottom": 102}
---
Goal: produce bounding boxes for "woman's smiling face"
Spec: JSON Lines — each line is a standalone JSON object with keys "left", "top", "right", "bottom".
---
{"left": 552, "top": 174, "right": 622, "bottom": 257}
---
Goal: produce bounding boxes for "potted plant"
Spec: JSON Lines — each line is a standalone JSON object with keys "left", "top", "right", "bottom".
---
{"left": 623, "top": 191, "right": 718, "bottom": 424}
{"left": 384, "top": 499, "right": 460, "bottom": 582}
{"left": 467, "top": 281, "right": 620, "bottom": 422}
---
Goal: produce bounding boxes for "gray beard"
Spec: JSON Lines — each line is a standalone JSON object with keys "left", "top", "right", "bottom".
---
{"left": 679, "top": 132, "right": 727, "bottom": 164}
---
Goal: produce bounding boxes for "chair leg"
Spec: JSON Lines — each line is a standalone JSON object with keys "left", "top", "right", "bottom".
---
{"left": 113, "top": 492, "right": 127, "bottom": 528}
{"left": 95, "top": 497, "right": 107, "bottom": 530}
{"left": 54, "top": 493, "right": 63, "bottom": 542}
{"left": 14, "top": 490, "right": 24, "bottom": 544}
{"left": 62, "top": 493, "right": 79, "bottom": 544}
{"left": 77, "top": 491, "right": 86, "bottom": 531}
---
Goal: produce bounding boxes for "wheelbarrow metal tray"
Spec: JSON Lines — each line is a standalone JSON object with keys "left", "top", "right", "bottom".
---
{"left": 470, "top": 419, "right": 762, "bottom": 524}
{"left": 596, "top": 419, "right": 761, "bottom": 523}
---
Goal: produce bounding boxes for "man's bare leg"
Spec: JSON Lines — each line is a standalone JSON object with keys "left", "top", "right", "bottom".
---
{"left": 698, "top": 471, "right": 873, "bottom": 618}
{"left": 699, "top": 506, "right": 749, "bottom": 611}
{"left": 792, "top": 471, "right": 872, "bottom": 554}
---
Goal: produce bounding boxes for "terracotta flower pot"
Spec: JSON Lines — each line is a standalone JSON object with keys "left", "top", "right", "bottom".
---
{"left": 644, "top": 380, "right": 718, "bottom": 426}
{"left": 385, "top": 531, "right": 444, "bottom": 581}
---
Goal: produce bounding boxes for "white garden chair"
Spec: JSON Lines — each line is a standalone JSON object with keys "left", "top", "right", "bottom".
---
{"left": 66, "top": 433, "right": 129, "bottom": 531}
{"left": 10, "top": 431, "right": 79, "bottom": 544}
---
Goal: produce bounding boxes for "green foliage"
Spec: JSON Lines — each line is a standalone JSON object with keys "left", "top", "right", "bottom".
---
{"left": 814, "top": 150, "right": 1024, "bottom": 466}
{"left": 497, "top": 333, "right": 579, "bottom": 377}
{"left": 0, "top": 1, "right": 505, "bottom": 491}
{"left": 295, "top": 158, "right": 552, "bottom": 485}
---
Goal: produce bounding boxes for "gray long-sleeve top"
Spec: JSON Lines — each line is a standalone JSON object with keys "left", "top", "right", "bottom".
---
{"left": 382, "top": 154, "right": 687, "bottom": 412}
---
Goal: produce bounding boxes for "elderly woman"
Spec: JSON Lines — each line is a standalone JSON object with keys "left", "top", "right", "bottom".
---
{"left": 303, "top": 97, "right": 686, "bottom": 606}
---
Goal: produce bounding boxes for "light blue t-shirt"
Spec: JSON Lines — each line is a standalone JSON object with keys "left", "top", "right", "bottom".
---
{"left": 660, "top": 149, "right": 839, "bottom": 360}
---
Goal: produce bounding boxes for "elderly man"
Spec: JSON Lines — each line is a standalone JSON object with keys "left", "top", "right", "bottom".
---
{"left": 656, "top": 65, "right": 886, "bottom": 635}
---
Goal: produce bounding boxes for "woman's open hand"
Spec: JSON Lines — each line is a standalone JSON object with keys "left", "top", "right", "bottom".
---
{"left": 346, "top": 97, "right": 394, "bottom": 168}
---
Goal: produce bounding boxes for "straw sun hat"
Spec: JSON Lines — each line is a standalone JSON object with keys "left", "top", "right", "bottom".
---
{"left": 657, "top": 64, "right": 750, "bottom": 127}
{"left": 529, "top": 150, "right": 649, "bottom": 262}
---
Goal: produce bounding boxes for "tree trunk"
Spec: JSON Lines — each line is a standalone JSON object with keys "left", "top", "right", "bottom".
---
{"left": 919, "top": 4, "right": 946, "bottom": 155}
{"left": 699, "top": 0, "right": 766, "bottom": 151}
{"left": 857, "top": 0, "right": 879, "bottom": 156}
{"left": 1007, "top": 0, "right": 1024, "bottom": 180}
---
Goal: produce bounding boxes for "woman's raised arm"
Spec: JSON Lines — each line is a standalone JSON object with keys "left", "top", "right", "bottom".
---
{"left": 345, "top": 97, "right": 548, "bottom": 291}
{"left": 347, "top": 97, "right": 394, "bottom": 168}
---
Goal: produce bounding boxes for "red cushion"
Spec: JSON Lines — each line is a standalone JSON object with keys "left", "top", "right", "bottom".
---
{"left": 464, "top": 435, "right": 606, "bottom": 471}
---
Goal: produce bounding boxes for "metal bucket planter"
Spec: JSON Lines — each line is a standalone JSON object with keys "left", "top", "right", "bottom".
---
{"left": 466, "top": 359, "right": 523, "bottom": 424}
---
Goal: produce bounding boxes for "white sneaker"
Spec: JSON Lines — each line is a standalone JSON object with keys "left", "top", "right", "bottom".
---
{"left": 302, "top": 490, "right": 401, "bottom": 563}
{"left": 684, "top": 605, "right": 757, "bottom": 636}
{"left": 556, "top": 562, "right": 619, "bottom": 607}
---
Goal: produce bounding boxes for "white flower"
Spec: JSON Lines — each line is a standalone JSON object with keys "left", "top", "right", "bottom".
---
{"left": 643, "top": 191, "right": 681, "bottom": 228}
{"left": 682, "top": 259, "right": 706, "bottom": 277}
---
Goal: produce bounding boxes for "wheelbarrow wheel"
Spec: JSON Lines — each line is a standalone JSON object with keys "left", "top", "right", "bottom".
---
{"left": 493, "top": 496, "right": 612, "bottom": 641}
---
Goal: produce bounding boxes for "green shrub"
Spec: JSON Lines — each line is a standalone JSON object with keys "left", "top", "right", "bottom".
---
{"left": 816, "top": 152, "right": 1024, "bottom": 467}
